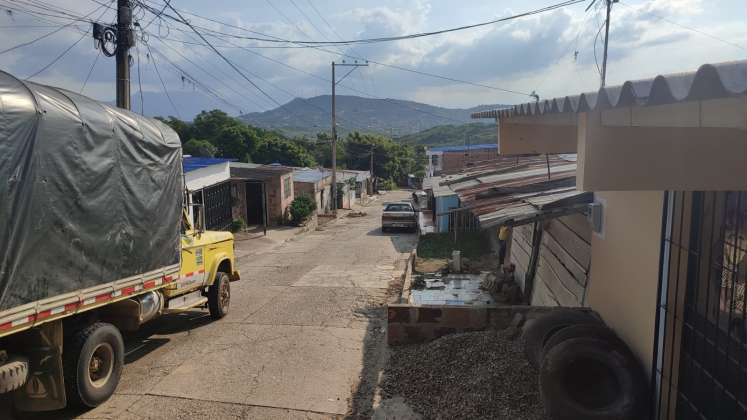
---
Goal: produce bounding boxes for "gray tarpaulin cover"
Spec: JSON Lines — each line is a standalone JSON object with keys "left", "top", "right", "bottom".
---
{"left": 0, "top": 71, "right": 182, "bottom": 311}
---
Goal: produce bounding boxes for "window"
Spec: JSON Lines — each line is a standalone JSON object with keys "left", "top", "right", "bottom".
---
{"left": 385, "top": 203, "right": 413, "bottom": 212}
{"left": 283, "top": 176, "right": 292, "bottom": 199}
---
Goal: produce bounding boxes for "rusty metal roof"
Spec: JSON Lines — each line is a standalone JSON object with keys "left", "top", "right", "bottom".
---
{"left": 472, "top": 60, "right": 747, "bottom": 120}
{"left": 431, "top": 156, "right": 591, "bottom": 228}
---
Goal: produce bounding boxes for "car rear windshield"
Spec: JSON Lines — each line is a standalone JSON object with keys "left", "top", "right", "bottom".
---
{"left": 385, "top": 204, "right": 412, "bottom": 212}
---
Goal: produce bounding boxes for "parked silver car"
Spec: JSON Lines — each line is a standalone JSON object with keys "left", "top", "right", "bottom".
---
{"left": 381, "top": 202, "right": 418, "bottom": 232}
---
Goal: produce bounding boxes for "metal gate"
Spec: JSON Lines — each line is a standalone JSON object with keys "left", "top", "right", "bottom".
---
{"left": 654, "top": 191, "right": 747, "bottom": 419}
{"left": 193, "top": 181, "right": 232, "bottom": 230}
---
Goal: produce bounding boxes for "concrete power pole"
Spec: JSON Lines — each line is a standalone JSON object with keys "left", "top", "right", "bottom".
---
{"left": 331, "top": 60, "right": 367, "bottom": 214}
{"left": 116, "top": 0, "right": 134, "bottom": 109}
{"left": 600, "top": 0, "right": 616, "bottom": 88}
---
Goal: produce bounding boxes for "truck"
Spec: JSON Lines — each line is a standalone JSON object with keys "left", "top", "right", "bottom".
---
{"left": 0, "top": 71, "right": 239, "bottom": 412}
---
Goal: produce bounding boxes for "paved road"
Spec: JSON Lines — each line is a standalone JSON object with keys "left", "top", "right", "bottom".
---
{"left": 14, "top": 190, "right": 416, "bottom": 420}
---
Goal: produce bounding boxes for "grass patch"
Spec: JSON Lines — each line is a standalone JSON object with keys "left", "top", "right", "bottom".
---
{"left": 417, "top": 232, "right": 491, "bottom": 259}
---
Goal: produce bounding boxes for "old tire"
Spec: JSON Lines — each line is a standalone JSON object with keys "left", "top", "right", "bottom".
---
{"left": 63, "top": 322, "right": 124, "bottom": 408}
{"left": 208, "top": 272, "right": 231, "bottom": 319}
{"left": 540, "top": 337, "right": 647, "bottom": 420}
{"left": 541, "top": 324, "right": 626, "bottom": 363}
{"left": 523, "top": 309, "right": 600, "bottom": 368}
{"left": 0, "top": 356, "right": 29, "bottom": 394}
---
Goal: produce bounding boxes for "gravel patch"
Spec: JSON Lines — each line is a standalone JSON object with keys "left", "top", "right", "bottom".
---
{"left": 381, "top": 329, "right": 544, "bottom": 420}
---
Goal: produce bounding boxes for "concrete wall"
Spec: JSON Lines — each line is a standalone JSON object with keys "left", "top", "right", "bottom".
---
{"left": 586, "top": 190, "right": 665, "bottom": 372}
{"left": 265, "top": 173, "right": 294, "bottom": 225}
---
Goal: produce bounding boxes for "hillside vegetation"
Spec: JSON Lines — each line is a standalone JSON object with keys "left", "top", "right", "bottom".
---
{"left": 157, "top": 109, "right": 426, "bottom": 185}
{"left": 239, "top": 95, "right": 506, "bottom": 138}
{"left": 396, "top": 123, "right": 496, "bottom": 147}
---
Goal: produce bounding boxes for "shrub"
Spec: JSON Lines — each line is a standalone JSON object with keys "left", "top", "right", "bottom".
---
{"left": 229, "top": 218, "right": 246, "bottom": 233}
{"left": 381, "top": 178, "right": 398, "bottom": 191}
{"left": 290, "top": 194, "right": 316, "bottom": 224}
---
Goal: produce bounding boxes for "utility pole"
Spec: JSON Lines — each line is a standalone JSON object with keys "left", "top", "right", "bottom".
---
{"left": 600, "top": 0, "right": 616, "bottom": 88}
{"left": 116, "top": 0, "right": 134, "bottom": 109}
{"left": 331, "top": 60, "right": 368, "bottom": 214}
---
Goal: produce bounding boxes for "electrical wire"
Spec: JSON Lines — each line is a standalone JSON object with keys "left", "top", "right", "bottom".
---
{"left": 143, "top": 40, "right": 181, "bottom": 118}
{"left": 617, "top": 0, "right": 747, "bottom": 52}
{"left": 0, "top": 1, "right": 108, "bottom": 55}
{"left": 25, "top": 5, "right": 110, "bottom": 80}
{"left": 141, "top": 0, "right": 587, "bottom": 46}
{"left": 137, "top": 0, "right": 534, "bottom": 97}
{"left": 264, "top": 0, "right": 309, "bottom": 39}
{"left": 136, "top": 43, "right": 144, "bottom": 115}
{"left": 80, "top": 49, "right": 101, "bottom": 93}
{"left": 159, "top": 1, "right": 285, "bottom": 108}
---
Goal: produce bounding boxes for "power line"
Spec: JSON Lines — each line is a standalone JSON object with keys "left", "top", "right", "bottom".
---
{"left": 25, "top": 5, "right": 110, "bottom": 80}
{"left": 80, "top": 49, "right": 101, "bottom": 93}
{"left": 288, "top": 0, "right": 328, "bottom": 41}
{"left": 142, "top": 0, "right": 586, "bottom": 46}
{"left": 143, "top": 40, "right": 180, "bottom": 118}
{"left": 617, "top": 0, "right": 747, "bottom": 52}
{"left": 136, "top": 43, "right": 144, "bottom": 114}
{"left": 156, "top": 1, "right": 285, "bottom": 108}
{"left": 0, "top": 2, "right": 108, "bottom": 55}
{"left": 138, "top": 0, "right": 534, "bottom": 97}
{"left": 263, "top": 0, "right": 308, "bottom": 38}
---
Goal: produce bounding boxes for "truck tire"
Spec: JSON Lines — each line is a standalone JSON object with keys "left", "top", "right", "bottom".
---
{"left": 63, "top": 322, "right": 124, "bottom": 408}
{"left": 523, "top": 309, "right": 600, "bottom": 368}
{"left": 208, "top": 272, "right": 230, "bottom": 319}
{"left": 540, "top": 337, "right": 647, "bottom": 420}
{"left": 541, "top": 324, "right": 626, "bottom": 363}
{"left": 0, "top": 356, "right": 29, "bottom": 394}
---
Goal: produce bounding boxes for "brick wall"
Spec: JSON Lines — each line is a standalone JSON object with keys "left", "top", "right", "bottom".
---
{"left": 441, "top": 149, "right": 498, "bottom": 173}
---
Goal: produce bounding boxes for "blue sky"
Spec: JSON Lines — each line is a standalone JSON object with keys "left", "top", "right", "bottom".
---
{"left": 1, "top": 0, "right": 746, "bottom": 119}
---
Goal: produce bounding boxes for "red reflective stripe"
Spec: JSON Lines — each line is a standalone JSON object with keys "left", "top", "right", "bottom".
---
{"left": 198, "top": 269, "right": 205, "bottom": 274}
{"left": 183, "top": 272, "right": 193, "bottom": 278}
{"left": 121, "top": 286, "right": 136, "bottom": 296}
{"left": 0, "top": 322, "right": 11, "bottom": 331}
{"left": 36, "top": 310, "right": 52, "bottom": 320}
{"left": 144, "top": 280, "right": 156, "bottom": 289}
{"left": 95, "top": 294, "right": 111, "bottom": 303}
{"left": 65, "top": 302, "right": 79, "bottom": 312}
{"left": 163, "top": 275, "right": 174, "bottom": 283}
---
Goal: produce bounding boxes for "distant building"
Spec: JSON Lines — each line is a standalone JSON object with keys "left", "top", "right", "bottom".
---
{"left": 426, "top": 143, "right": 498, "bottom": 176}
{"left": 230, "top": 163, "right": 294, "bottom": 226}
{"left": 183, "top": 157, "right": 236, "bottom": 230}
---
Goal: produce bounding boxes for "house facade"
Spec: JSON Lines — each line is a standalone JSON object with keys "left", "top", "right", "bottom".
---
{"left": 230, "top": 163, "right": 294, "bottom": 226}
{"left": 472, "top": 60, "right": 747, "bottom": 420}
{"left": 426, "top": 143, "right": 498, "bottom": 176}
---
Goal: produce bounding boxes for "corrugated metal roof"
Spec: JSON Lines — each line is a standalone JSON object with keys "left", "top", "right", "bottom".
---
{"left": 230, "top": 162, "right": 293, "bottom": 180}
{"left": 428, "top": 143, "right": 498, "bottom": 152}
{"left": 472, "top": 60, "right": 747, "bottom": 120}
{"left": 183, "top": 157, "right": 235, "bottom": 173}
{"left": 293, "top": 168, "right": 331, "bottom": 183}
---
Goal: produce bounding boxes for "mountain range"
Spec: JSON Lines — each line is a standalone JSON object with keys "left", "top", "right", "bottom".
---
{"left": 238, "top": 95, "right": 506, "bottom": 138}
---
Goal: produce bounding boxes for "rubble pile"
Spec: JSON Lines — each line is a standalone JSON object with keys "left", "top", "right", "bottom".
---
{"left": 381, "top": 329, "right": 543, "bottom": 420}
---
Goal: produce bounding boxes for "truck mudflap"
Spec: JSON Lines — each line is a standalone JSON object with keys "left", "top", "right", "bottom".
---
{"left": 11, "top": 321, "right": 66, "bottom": 411}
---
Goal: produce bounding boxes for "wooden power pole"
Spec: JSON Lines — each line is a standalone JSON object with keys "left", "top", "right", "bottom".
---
{"left": 331, "top": 60, "right": 367, "bottom": 214}
{"left": 600, "top": 0, "right": 616, "bottom": 88}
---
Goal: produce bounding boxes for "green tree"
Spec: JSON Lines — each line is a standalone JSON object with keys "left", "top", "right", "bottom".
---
{"left": 183, "top": 139, "right": 217, "bottom": 157}
{"left": 155, "top": 116, "right": 193, "bottom": 143}
{"left": 253, "top": 138, "right": 316, "bottom": 167}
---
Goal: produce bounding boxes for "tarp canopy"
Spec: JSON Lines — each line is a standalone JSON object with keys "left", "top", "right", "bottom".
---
{"left": 0, "top": 71, "right": 183, "bottom": 311}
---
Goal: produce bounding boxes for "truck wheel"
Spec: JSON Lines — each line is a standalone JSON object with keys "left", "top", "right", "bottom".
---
{"left": 63, "top": 322, "right": 124, "bottom": 408}
{"left": 208, "top": 272, "right": 231, "bottom": 319}
{"left": 0, "top": 356, "right": 29, "bottom": 394}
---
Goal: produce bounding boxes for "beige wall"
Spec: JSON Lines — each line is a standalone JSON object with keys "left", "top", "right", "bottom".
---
{"left": 586, "top": 190, "right": 665, "bottom": 372}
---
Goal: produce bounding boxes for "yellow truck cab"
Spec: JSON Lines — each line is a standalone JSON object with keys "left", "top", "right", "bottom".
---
{"left": 169, "top": 216, "right": 240, "bottom": 319}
